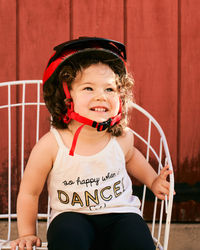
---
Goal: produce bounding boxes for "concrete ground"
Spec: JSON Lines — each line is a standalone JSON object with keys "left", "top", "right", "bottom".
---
{"left": 164, "top": 224, "right": 200, "bottom": 250}
{"left": 0, "top": 221, "right": 200, "bottom": 249}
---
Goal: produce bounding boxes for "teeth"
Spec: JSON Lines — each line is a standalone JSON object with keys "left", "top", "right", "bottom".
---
{"left": 94, "top": 108, "right": 106, "bottom": 112}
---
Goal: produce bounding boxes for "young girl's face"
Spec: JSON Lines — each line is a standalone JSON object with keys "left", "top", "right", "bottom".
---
{"left": 70, "top": 63, "right": 120, "bottom": 123}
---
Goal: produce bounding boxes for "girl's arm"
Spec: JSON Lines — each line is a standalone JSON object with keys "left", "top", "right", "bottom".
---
{"left": 123, "top": 129, "right": 172, "bottom": 200}
{"left": 11, "top": 132, "right": 56, "bottom": 249}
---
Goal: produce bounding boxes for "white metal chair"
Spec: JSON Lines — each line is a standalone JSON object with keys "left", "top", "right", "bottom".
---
{"left": 0, "top": 80, "right": 174, "bottom": 250}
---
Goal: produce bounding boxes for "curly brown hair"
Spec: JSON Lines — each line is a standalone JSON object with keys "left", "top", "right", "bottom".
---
{"left": 43, "top": 50, "right": 134, "bottom": 136}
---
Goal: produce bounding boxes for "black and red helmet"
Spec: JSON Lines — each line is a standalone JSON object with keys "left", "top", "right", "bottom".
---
{"left": 43, "top": 37, "right": 127, "bottom": 156}
{"left": 43, "top": 37, "right": 127, "bottom": 86}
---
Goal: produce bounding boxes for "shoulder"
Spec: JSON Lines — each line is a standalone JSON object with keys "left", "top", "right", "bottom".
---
{"left": 33, "top": 131, "right": 56, "bottom": 151}
{"left": 25, "top": 130, "right": 60, "bottom": 174}
{"left": 30, "top": 130, "right": 58, "bottom": 164}
{"left": 116, "top": 127, "right": 134, "bottom": 160}
{"left": 20, "top": 131, "right": 59, "bottom": 192}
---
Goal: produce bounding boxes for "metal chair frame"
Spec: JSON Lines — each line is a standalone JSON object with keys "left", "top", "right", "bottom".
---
{"left": 0, "top": 80, "right": 174, "bottom": 250}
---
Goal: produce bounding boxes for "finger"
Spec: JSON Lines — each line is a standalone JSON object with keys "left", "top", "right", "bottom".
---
{"left": 159, "top": 165, "right": 168, "bottom": 177}
{"left": 19, "top": 240, "right": 26, "bottom": 250}
{"left": 157, "top": 193, "right": 166, "bottom": 200}
{"left": 162, "top": 180, "right": 176, "bottom": 195}
{"left": 10, "top": 243, "right": 17, "bottom": 250}
{"left": 160, "top": 165, "right": 169, "bottom": 173}
{"left": 161, "top": 165, "right": 171, "bottom": 174}
{"left": 160, "top": 169, "right": 172, "bottom": 180}
{"left": 26, "top": 241, "right": 33, "bottom": 250}
{"left": 162, "top": 180, "right": 170, "bottom": 189}
{"left": 11, "top": 244, "right": 17, "bottom": 250}
{"left": 156, "top": 185, "right": 169, "bottom": 197}
{"left": 36, "top": 238, "right": 42, "bottom": 247}
{"left": 165, "top": 188, "right": 175, "bottom": 199}
{"left": 11, "top": 240, "right": 22, "bottom": 250}
{"left": 10, "top": 240, "right": 18, "bottom": 248}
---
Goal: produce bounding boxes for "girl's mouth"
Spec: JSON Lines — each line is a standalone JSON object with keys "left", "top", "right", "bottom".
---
{"left": 90, "top": 107, "right": 108, "bottom": 112}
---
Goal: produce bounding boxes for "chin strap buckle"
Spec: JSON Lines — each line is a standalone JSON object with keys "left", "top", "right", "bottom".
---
{"left": 92, "top": 118, "right": 112, "bottom": 131}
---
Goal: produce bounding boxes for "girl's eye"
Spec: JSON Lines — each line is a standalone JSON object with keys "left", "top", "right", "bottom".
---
{"left": 84, "top": 87, "right": 93, "bottom": 91}
{"left": 106, "top": 88, "right": 115, "bottom": 92}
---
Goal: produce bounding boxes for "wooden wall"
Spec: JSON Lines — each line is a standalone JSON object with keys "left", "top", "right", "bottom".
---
{"left": 0, "top": 0, "right": 199, "bottom": 221}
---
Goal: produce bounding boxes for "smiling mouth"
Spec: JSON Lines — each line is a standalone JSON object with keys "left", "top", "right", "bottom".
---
{"left": 90, "top": 107, "right": 108, "bottom": 112}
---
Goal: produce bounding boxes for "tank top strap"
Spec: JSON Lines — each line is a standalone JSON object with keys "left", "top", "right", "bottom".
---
{"left": 51, "top": 128, "right": 65, "bottom": 148}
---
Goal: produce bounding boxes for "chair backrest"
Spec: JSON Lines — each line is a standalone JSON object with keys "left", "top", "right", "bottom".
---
{"left": 0, "top": 80, "right": 174, "bottom": 250}
{"left": 129, "top": 102, "right": 174, "bottom": 250}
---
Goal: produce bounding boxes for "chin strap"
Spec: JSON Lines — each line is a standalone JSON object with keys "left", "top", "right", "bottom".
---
{"left": 68, "top": 124, "right": 85, "bottom": 156}
{"left": 62, "top": 82, "right": 122, "bottom": 156}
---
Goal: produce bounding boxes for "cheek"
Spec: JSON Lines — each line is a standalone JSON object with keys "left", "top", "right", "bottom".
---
{"left": 111, "top": 96, "right": 120, "bottom": 113}
{"left": 72, "top": 94, "right": 90, "bottom": 112}
{"left": 73, "top": 98, "right": 83, "bottom": 112}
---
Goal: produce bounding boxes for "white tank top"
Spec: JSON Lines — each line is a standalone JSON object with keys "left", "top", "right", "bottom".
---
{"left": 48, "top": 128, "right": 142, "bottom": 222}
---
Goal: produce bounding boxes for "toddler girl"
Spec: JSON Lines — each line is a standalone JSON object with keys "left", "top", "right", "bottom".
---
{"left": 11, "top": 37, "right": 171, "bottom": 250}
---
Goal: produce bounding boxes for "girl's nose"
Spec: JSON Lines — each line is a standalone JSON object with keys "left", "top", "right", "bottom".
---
{"left": 95, "top": 90, "right": 106, "bottom": 101}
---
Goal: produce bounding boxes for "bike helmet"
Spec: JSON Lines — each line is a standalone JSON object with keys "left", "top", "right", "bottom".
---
{"left": 43, "top": 37, "right": 127, "bottom": 155}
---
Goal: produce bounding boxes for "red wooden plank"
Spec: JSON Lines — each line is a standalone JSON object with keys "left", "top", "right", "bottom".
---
{"left": 8, "top": 0, "right": 71, "bottom": 213}
{"left": 72, "top": 0, "right": 124, "bottom": 42}
{"left": 0, "top": 84, "right": 19, "bottom": 213}
{"left": 0, "top": 0, "right": 16, "bottom": 81}
{"left": 126, "top": 0, "right": 178, "bottom": 171}
{"left": 18, "top": 0, "right": 70, "bottom": 80}
{"left": 0, "top": 0, "right": 17, "bottom": 213}
{"left": 179, "top": 0, "right": 200, "bottom": 184}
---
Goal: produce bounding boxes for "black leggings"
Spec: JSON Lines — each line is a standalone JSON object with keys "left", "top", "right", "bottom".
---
{"left": 47, "top": 212, "right": 155, "bottom": 250}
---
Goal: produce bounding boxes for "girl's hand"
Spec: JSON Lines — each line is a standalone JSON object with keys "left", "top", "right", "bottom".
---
{"left": 151, "top": 165, "right": 174, "bottom": 200}
{"left": 10, "top": 235, "right": 41, "bottom": 250}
